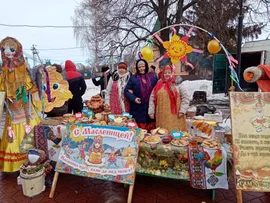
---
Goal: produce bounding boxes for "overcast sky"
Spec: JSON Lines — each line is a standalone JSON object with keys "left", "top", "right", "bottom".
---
{"left": 0, "top": 0, "right": 269, "bottom": 67}
{"left": 0, "top": 0, "right": 89, "bottom": 66}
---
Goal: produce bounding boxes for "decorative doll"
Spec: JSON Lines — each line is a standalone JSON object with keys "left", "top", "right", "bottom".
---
{"left": 0, "top": 37, "right": 41, "bottom": 172}
{"left": 89, "top": 135, "right": 104, "bottom": 164}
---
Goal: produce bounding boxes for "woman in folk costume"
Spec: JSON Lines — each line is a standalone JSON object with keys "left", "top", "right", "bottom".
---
{"left": 148, "top": 65, "right": 190, "bottom": 132}
{"left": 0, "top": 37, "right": 41, "bottom": 172}
{"left": 125, "top": 59, "right": 158, "bottom": 130}
{"left": 105, "top": 62, "right": 131, "bottom": 114}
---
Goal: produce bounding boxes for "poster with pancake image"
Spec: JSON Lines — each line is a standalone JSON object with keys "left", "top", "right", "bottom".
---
{"left": 230, "top": 92, "right": 270, "bottom": 191}
{"left": 55, "top": 124, "right": 140, "bottom": 185}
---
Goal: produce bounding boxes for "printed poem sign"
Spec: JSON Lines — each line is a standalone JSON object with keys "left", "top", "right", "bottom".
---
{"left": 230, "top": 92, "right": 270, "bottom": 191}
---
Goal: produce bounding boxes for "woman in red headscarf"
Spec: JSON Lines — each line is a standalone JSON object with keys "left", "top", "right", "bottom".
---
{"left": 148, "top": 65, "right": 190, "bottom": 132}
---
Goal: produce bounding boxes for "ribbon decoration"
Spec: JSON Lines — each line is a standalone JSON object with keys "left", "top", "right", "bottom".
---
{"left": 187, "top": 27, "right": 194, "bottom": 37}
{"left": 16, "top": 86, "right": 28, "bottom": 103}
{"left": 171, "top": 64, "right": 176, "bottom": 72}
{"left": 185, "top": 61, "right": 195, "bottom": 70}
{"left": 138, "top": 52, "right": 142, "bottom": 59}
{"left": 171, "top": 26, "right": 177, "bottom": 35}
{"left": 154, "top": 34, "right": 164, "bottom": 44}
{"left": 43, "top": 66, "right": 52, "bottom": 102}
{"left": 193, "top": 48, "right": 204, "bottom": 54}
{"left": 146, "top": 38, "right": 154, "bottom": 46}
{"left": 156, "top": 55, "right": 165, "bottom": 63}
{"left": 227, "top": 54, "right": 238, "bottom": 68}
{"left": 4, "top": 100, "right": 14, "bottom": 120}
{"left": 28, "top": 93, "right": 34, "bottom": 119}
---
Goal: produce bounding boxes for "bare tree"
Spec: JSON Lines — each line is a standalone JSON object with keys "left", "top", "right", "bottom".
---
{"left": 73, "top": 0, "right": 270, "bottom": 59}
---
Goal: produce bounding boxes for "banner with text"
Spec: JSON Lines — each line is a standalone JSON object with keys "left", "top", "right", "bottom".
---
{"left": 230, "top": 92, "right": 270, "bottom": 191}
{"left": 55, "top": 124, "right": 140, "bottom": 185}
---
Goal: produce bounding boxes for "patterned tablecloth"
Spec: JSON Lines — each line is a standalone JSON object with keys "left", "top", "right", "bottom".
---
{"left": 21, "top": 119, "right": 232, "bottom": 189}
{"left": 136, "top": 141, "right": 233, "bottom": 184}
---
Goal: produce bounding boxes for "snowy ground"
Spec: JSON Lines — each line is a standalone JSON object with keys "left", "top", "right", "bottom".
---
{"left": 182, "top": 79, "right": 228, "bottom": 101}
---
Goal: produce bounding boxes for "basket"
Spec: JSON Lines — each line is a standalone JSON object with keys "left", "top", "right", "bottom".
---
{"left": 20, "top": 167, "right": 46, "bottom": 197}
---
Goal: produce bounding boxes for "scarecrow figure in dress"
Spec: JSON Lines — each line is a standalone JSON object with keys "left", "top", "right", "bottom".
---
{"left": 0, "top": 37, "right": 41, "bottom": 172}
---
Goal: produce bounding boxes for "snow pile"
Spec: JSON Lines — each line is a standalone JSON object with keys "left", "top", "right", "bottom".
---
{"left": 182, "top": 80, "right": 228, "bottom": 101}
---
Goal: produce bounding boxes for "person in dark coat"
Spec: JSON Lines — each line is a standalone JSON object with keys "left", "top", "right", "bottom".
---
{"left": 124, "top": 59, "right": 158, "bottom": 131}
{"left": 92, "top": 66, "right": 111, "bottom": 94}
{"left": 65, "top": 60, "right": 87, "bottom": 114}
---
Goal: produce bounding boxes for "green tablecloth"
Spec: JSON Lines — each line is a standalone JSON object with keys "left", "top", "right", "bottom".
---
{"left": 136, "top": 141, "right": 233, "bottom": 180}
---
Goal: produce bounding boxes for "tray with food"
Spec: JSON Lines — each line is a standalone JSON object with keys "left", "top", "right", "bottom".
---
{"left": 171, "top": 138, "right": 189, "bottom": 147}
{"left": 150, "top": 127, "right": 168, "bottom": 137}
{"left": 144, "top": 135, "right": 161, "bottom": 145}
{"left": 201, "top": 138, "right": 221, "bottom": 149}
{"left": 181, "top": 132, "right": 192, "bottom": 140}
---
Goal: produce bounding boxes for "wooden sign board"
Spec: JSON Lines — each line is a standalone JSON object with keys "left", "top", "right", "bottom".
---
{"left": 230, "top": 92, "right": 270, "bottom": 202}
{"left": 49, "top": 124, "right": 141, "bottom": 203}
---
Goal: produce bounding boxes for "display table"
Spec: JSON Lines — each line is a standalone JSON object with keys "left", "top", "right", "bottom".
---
{"left": 23, "top": 120, "right": 232, "bottom": 196}
{"left": 136, "top": 141, "right": 190, "bottom": 180}
{"left": 136, "top": 140, "right": 233, "bottom": 180}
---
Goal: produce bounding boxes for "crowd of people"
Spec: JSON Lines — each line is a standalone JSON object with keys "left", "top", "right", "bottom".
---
{"left": 43, "top": 57, "right": 190, "bottom": 134}
{"left": 92, "top": 59, "right": 190, "bottom": 132}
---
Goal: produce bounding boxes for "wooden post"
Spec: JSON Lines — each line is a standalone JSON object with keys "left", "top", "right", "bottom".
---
{"left": 236, "top": 189, "right": 243, "bottom": 203}
{"left": 127, "top": 184, "right": 134, "bottom": 203}
{"left": 49, "top": 172, "right": 59, "bottom": 198}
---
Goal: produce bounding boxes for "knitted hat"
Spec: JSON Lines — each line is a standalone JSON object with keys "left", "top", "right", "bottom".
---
{"left": 102, "top": 66, "right": 110, "bottom": 72}
{"left": 118, "top": 62, "right": 128, "bottom": 70}
{"left": 135, "top": 59, "right": 149, "bottom": 74}
{"left": 137, "top": 60, "right": 145, "bottom": 67}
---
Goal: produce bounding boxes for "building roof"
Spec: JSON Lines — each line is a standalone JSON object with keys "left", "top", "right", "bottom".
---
{"left": 242, "top": 40, "right": 270, "bottom": 53}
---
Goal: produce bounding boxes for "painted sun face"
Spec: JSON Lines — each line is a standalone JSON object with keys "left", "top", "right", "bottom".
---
{"left": 168, "top": 41, "right": 187, "bottom": 58}
{"left": 163, "top": 34, "right": 193, "bottom": 64}
{"left": 43, "top": 68, "right": 72, "bottom": 112}
{"left": 1, "top": 38, "right": 18, "bottom": 59}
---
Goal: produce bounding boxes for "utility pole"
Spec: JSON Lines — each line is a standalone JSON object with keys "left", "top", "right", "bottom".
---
{"left": 236, "top": 0, "right": 243, "bottom": 91}
{"left": 31, "top": 45, "right": 38, "bottom": 66}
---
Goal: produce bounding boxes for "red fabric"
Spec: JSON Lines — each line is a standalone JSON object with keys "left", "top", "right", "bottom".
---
{"left": 153, "top": 66, "right": 179, "bottom": 114}
{"left": 137, "top": 122, "right": 156, "bottom": 132}
{"left": 110, "top": 81, "right": 130, "bottom": 114}
{"left": 257, "top": 65, "right": 270, "bottom": 92}
{"left": 65, "top": 60, "right": 82, "bottom": 80}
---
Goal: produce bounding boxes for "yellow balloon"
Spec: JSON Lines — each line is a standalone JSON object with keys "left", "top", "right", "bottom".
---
{"left": 141, "top": 46, "right": 154, "bottom": 62}
{"left": 207, "top": 40, "right": 221, "bottom": 54}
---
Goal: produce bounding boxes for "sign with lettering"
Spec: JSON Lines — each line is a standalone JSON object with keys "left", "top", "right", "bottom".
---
{"left": 230, "top": 92, "right": 270, "bottom": 191}
{"left": 55, "top": 124, "right": 140, "bottom": 185}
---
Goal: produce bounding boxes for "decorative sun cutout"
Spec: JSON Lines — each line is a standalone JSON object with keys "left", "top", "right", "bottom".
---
{"left": 163, "top": 34, "right": 193, "bottom": 64}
